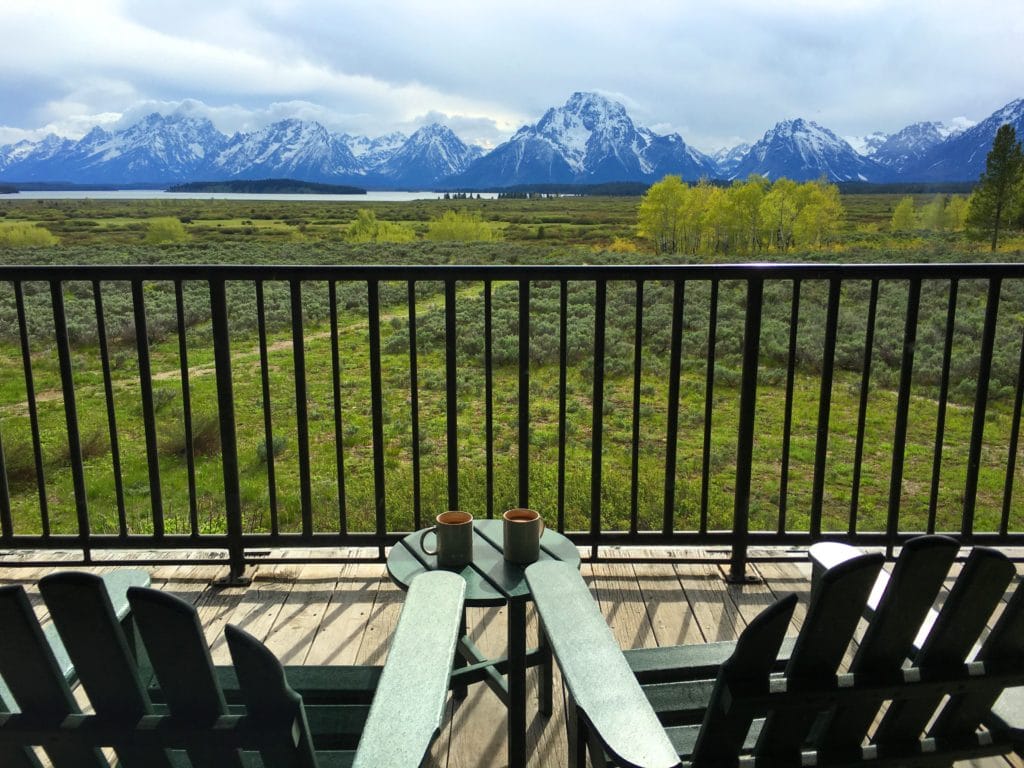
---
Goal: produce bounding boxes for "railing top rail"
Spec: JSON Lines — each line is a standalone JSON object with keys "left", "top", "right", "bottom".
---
{"left": 2, "top": 262, "right": 1024, "bottom": 282}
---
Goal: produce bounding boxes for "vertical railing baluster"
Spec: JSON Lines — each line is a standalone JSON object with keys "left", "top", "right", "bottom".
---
{"left": 850, "top": 279, "right": 879, "bottom": 535}
{"left": 629, "top": 281, "right": 644, "bottom": 536}
{"left": 290, "top": 280, "right": 313, "bottom": 536}
{"left": 0, "top": 421, "right": 9, "bottom": 537}
{"left": 557, "top": 281, "right": 568, "bottom": 532}
{"left": 963, "top": 278, "right": 1001, "bottom": 539}
{"left": 444, "top": 281, "right": 458, "bottom": 510}
{"left": 1001, "top": 325, "right": 1024, "bottom": 536}
{"left": 929, "top": 279, "right": 958, "bottom": 533}
{"left": 132, "top": 279, "right": 163, "bottom": 538}
{"left": 590, "top": 280, "right": 607, "bottom": 559}
{"left": 519, "top": 280, "right": 530, "bottom": 508}
{"left": 330, "top": 281, "right": 348, "bottom": 534}
{"left": 175, "top": 281, "right": 198, "bottom": 536}
{"left": 778, "top": 279, "right": 801, "bottom": 533}
{"left": 210, "top": 279, "right": 247, "bottom": 584}
{"left": 52, "top": 281, "right": 90, "bottom": 554}
{"left": 700, "top": 280, "right": 719, "bottom": 535}
{"left": 93, "top": 281, "right": 127, "bottom": 536}
{"left": 729, "top": 278, "right": 763, "bottom": 583}
{"left": 407, "top": 281, "right": 421, "bottom": 528}
{"left": 810, "top": 279, "right": 841, "bottom": 539}
{"left": 368, "top": 281, "right": 387, "bottom": 553}
{"left": 256, "top": 281, "right": 279, "bottom": 536}
{"left": 886, "top": 279, "right": 922, "bottom": 549}
{"left": 15, "top": 282, "right": 49, "bottom": 536}
{"left": 485, "top": 281, "right": 494, "bottom": 519}
{"left": 663, "top": 281, "right": 684, "bottom": 537}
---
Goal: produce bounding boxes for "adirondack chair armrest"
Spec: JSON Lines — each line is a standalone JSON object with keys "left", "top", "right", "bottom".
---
{"left": 0, "top": 569, "right": 150, "bottom": 710}
{"left": 351, "top": 570, "right": 466, "bottom": 768}
{"left": 526, "top": 561, "right": 681, "bottom": 768}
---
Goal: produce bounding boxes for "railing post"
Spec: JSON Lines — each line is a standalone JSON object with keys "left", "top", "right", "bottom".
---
{"left": 210, "top": 279, "right": 250, "bottom": 586}
{"left": 963, "top": 278, "right": 1002, "bottom": 539}
{"left": 52, "top": 281, "right": 91, "bottom": 559}
{"left": 728, "top": 278, "right": 763, "bottom": 584}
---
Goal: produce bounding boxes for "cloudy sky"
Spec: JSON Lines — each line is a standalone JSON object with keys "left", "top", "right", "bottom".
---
{"left": 2, "top": 0, "right": 1022, "bottom": 152}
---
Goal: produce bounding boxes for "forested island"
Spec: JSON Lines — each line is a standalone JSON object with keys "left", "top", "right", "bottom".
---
{"left": 167, "top": 179, "right": 366, "bottom": 194}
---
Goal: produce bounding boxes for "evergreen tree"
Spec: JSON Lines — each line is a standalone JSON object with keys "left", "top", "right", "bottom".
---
{"left": 966, "top": 124, "right": 1024, "bottom": 251}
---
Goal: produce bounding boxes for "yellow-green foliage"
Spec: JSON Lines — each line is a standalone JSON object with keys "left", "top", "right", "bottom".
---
{"left": 0, "top": 222, "right": 59, "bottom": 247}
{"left": 345, "top": 209, "right": 415, "bottom": 243}
{"left": 425, "top": 210, "right": 498, "bottom": 241}
{"left": 606, "top": 236, "right": 639, "bottom": 252}
{"left": 144, "top": 216, "right": 190, "bottom": 244}
{"left": 890, "top": 196, "right": 917, "bottom": 233}
{"left": 637, "top": 174, "right": 844, "bottom": 255}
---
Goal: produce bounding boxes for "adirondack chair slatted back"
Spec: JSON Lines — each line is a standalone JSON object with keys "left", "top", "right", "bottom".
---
{"left": 930, "top": 578, "right": 1024, "bottom": 741}
{"left": 226, "top": 623, "right": 319, "bottom": 768}
{"left": 754, "top": 552, "right": 884, "bottom": 761}
{"left": 0, "top": 585, "right": 104, "bottom": 768}
{"left": 814, "top": 535, "right": 960, "bottom": 753}
{"left": 873, "top": 546, "right": 1016, "bottom": 745}
{"left": 127, "top": 587, "right": 245, "bottom": 768}
{"left": 690, "top": 593, "right": 797, "bottom": 765}
{"left": 39, "top": 571, "right": 172, "bottom": 768}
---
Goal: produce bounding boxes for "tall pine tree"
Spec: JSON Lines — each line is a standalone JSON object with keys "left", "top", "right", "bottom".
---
{"left": 967, "top": 124, "right": 1024, "bottom": 251}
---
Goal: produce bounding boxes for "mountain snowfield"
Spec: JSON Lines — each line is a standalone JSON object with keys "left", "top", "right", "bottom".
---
{"left": 2, "top": 92, "right": 1023, "bottom": 187}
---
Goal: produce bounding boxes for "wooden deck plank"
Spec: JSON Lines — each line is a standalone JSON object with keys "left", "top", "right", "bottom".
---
{"left": 261, "top": 561, "right": 341, "bottom": 666}
{"left": 587, "top": 559, "right": 656, "bottom": 650}
{"left": 631, "top": 549, "right": 706, "bottom": 648}
{"left": 306, "top": 561, "right": 380, "bottom": 666}
{"left": 674, "top": 559, "right": 744, "bottom": 643}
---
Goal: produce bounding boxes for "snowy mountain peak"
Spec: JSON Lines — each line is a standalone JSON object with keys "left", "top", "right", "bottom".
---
{"left": 713, "top": 143, "right": 752, "bottom": 175}
{"left": 733, "top": 117, "right": 882, "bottom": 181}
{"left": 869, "top": 122, "right": 950, "bottom": 173}
{"left": 378, "top": 123, "right": 482, "bottom": 187}
{"left": 453, "top": 91, "right": 716, "bottom": 186}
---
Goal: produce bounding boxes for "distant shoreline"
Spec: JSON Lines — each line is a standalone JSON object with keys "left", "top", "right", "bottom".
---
{"left": 167, "top": 179, "right": 367, "bottom": 194}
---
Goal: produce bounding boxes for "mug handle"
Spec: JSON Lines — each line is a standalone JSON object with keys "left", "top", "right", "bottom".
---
{"left": 421, "top": 526, "right": 438, "bottom": 555}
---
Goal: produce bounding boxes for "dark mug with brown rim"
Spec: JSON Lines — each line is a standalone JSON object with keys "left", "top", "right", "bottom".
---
{"left": 502, "top": 508, "right": 545, "bottom": 564}
{"left": 421, "top": 510, "right": 474, "bottom": 569}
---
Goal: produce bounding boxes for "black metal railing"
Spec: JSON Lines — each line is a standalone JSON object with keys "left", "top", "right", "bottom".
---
{"left": 0, "top": 264, "right": 1022, "bottom": 582}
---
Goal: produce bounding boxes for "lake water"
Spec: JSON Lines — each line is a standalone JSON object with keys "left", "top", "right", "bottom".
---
{"left": 4, "top": 190, "right": 498, "bottom": 202}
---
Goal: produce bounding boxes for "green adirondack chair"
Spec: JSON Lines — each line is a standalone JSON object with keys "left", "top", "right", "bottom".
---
{"left": 527, "top": 538, "right": 1024, "bottom": 768}
{"left": 0, "top": 569, "right": 465, "bottom": 767}
{"left": 0, "top": 569, "right": 150, "bottom": 716}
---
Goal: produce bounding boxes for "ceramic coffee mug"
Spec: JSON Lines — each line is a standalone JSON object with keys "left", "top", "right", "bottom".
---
{"left": 502, "top": 508, "right": 545, "bottom": 564}
{"left": 421, "top": 510, "right": 474, "bottom": 569}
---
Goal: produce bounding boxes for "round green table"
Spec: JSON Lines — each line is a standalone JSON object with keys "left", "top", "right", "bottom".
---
{"left": 387, "top": 519, "right": 581, "bottom": 768}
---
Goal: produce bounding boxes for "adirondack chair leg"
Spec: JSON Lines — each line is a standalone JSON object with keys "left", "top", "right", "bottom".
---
{"left": 508, "top": 598, "right": 528, "bottom": 768}
{"left": 566, "top": 696, "right": 588, "bottom": 768}
{"left": 538, "top": 615, "right": 553, "bottom": 717}
{"left": 453, "top": 609, "right": 468, "bottom": 701}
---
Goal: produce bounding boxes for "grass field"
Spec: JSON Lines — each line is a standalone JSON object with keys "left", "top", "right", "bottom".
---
{"left": 0, "top": 194, "right": 1022, "bottom": 540}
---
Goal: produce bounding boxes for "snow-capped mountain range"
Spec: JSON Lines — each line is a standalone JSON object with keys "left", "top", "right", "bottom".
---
{"left": 2, "top": 92, "right": 1023, "bottom": 188}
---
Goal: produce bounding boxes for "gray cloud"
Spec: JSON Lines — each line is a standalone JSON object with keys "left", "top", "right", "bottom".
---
{"left": 1, "top": 0, "right": 1021, "bottom": 151}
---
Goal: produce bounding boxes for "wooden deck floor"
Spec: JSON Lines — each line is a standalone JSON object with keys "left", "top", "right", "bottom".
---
{"left": 1, "top": 547, "right": 1021, "bottom": 768}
